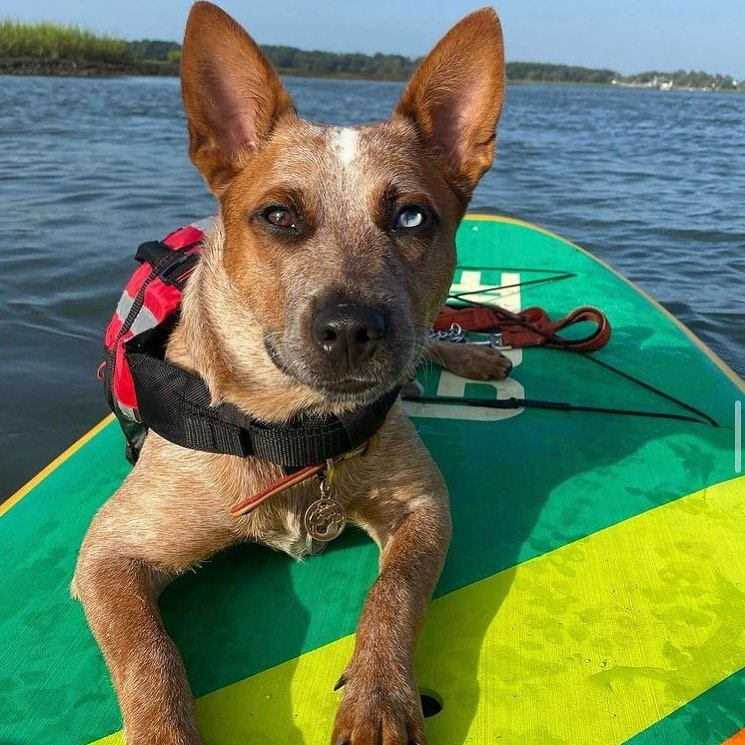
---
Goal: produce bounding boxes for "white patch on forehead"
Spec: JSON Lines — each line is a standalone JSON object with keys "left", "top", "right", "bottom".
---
{"left": 324, "top": 126, "right": 369, "bottom": 213}
{"left": 332, "top": 127, "right": 359, "bottom": 167}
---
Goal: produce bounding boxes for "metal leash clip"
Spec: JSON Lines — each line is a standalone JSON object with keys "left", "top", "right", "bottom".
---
{"left": 428, "top": 323, "right": 467, "bottom": 343}
{"left": 429, "top": 323, "right": 505, "bottom": 349}
{"left": 469, "top": 332, "right": 504, "bottom": 349}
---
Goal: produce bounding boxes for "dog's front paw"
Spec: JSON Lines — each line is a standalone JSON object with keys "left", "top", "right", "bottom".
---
{"left": 442, "top": 343, "right": 513, "bottom": 381}
{"left": 332, "top": 665, "right": 427, "bottom": 745}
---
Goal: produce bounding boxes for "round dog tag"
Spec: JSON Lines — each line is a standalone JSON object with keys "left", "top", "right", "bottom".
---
{"left": 304, "top": 498, "right": 346, "bottom": 542}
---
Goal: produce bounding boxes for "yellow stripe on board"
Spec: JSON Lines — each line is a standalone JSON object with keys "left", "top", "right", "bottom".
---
{"left": 90, "top": 475, "right": 745, "bottom": 745}
{"left": 0, "top": 414, "right": 115, "bottom": 518}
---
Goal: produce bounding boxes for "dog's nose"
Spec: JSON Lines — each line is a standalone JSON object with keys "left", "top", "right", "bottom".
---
{"left": 311, "top": 304, "right": 387, "bottom": 370}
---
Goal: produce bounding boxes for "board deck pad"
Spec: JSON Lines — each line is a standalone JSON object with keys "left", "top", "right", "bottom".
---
{"left": 1, "top": 214, "right": 743, "bottom": 744}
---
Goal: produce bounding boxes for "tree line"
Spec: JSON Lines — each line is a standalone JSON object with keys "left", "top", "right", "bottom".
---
{"left": 1, "top": 21, "right": 741, "bottom": 91}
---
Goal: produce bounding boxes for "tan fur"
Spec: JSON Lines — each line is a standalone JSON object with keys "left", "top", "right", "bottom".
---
{"left": 73, "top": 3, "right": 505, "bottom": 743}
{"left": 428, "top": 339, "right": 513, "bottom": 381}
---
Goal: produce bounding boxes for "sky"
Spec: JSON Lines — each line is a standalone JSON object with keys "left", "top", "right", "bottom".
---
{"left": 1, "top": 0, "right": 743, "bottom": 80}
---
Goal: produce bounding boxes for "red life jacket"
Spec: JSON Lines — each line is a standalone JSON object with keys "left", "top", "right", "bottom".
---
{"left": 101, "top": 220, "right": 208, "bottom": 462}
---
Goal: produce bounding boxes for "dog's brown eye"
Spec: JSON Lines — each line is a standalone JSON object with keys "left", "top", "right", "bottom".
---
{"left": 394, "top": 206, "right": 427, "bottom": 230}
{"left": 263, "top": 207, "right": 297, "bottom": 230}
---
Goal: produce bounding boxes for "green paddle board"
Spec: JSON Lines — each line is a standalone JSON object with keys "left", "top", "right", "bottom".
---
{"left": 2, "top": 214, "right": 744, "bottom": 745}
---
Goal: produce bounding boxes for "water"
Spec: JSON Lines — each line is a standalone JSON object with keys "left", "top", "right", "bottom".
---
{"left": 1, "top": 76, "right": 743, "bottom": 498}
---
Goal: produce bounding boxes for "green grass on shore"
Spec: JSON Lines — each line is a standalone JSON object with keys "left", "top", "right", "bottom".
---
{"left": 0, "top": 20, "right": 130, "bottom": 63}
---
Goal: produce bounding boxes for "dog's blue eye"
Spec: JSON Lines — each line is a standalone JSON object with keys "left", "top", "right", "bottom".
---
{"left": 395, "top": 207, "right": 427, "bottom": 230}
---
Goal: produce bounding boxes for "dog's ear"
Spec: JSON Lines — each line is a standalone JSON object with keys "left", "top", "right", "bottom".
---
{"left": 181, "top": 2, "right": 296, "bottom": 194}
{"left": 393, "top": 8, "right": 505, "bottom": 200}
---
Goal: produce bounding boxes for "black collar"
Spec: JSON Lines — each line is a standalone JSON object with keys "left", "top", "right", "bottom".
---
{"left": 125, "top": 329, "right": 399, "bottom": 469}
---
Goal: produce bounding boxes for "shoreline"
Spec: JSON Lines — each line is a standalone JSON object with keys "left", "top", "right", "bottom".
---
{"left": 2, "top": 58, "right": 742, "bottom": 93}
{"left": 0, "top": 58, "right": 404, "bottom": 80}
{"left": 0, "top": 58, "right": 178, "bottom": 77}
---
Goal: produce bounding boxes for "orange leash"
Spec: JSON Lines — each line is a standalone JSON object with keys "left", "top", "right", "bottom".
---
{"left": 230, "top": 462, "right": 325, "bottom": 517}
{"left": 230, "top": 439, "right": 373, "bottom": 518}
{"left": 433, "top": 304, "right": 611, "bottom": 352}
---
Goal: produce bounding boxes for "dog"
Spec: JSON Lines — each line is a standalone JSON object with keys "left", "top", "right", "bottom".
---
{"left": 73, "top": 3, "right": 506, "bottom": 743}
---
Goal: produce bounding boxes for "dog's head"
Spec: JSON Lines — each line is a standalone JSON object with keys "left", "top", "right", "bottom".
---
{"left": 181, "top": 2, "right": 504, "bottom": 414}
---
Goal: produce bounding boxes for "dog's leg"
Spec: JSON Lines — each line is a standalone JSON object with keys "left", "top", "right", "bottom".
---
{"left": 73, "top": 462, "right": 235, "bottom": 745}
{"left": 332, "top": 413, "right": 452, "bottom": 745}
{"left": 429, "top": 339, "right": 513, "bottom": 381}
{"left": 74, "top": 554, "right": 203, "bottom": 744}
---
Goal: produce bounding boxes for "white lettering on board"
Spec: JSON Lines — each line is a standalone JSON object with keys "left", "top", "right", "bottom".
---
{"left": 448, "top": 270, "right": 522, "bottom": 368}
{"left": 404, "top": 270, "right": 527, "bottom": 422}
{"left": 402, "top": 372, "right": 526, "bottom": 422}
